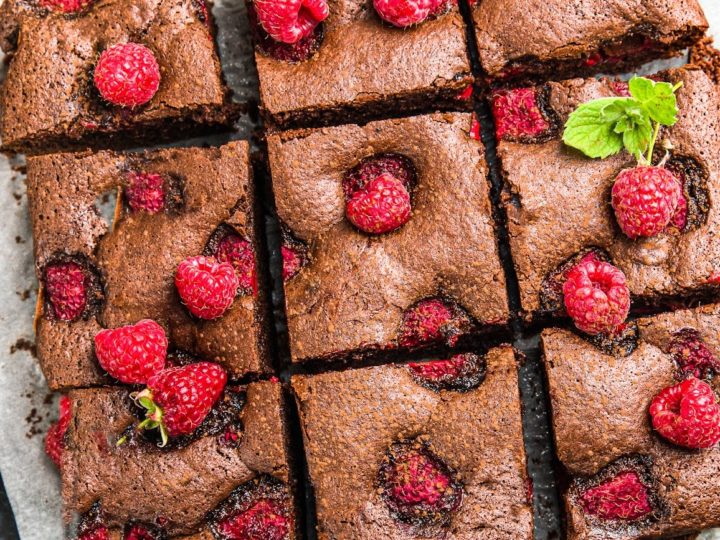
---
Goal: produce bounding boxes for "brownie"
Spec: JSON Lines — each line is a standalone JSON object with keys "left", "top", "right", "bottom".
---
{"left": 26, "top": 141, "right": 272, "bottom": 390}
{"left": 495, "top": 67, "right": 720, "bottom": 322}
{"left": 292, "top": 345, "right": 533, "bottom": 539}
{"left": 247, "top": 0, "right": 473, "bottom": 129}
{"left": 0, "top": 0, "right": 237, "bottom": 155}
{"left": 471, "top": 0, "right": 708, "bottom": 85}
{"left": 267, "top": 113, "right": 509, "bottom": 364}
{"left": 61, "top": 380, "right": 297, "bottom": 538}
{"left": 541, "top": 303, "right": 720, "bottom": 539}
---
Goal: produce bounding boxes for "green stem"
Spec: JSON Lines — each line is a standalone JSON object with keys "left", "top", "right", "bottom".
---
{"left": 645, "top": 121, "right": 661, "bottom": 166}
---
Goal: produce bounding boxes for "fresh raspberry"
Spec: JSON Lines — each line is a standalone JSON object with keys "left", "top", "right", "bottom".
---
{"left": 669, "top": 190, "right": 688, "bottom": 231}
{"left": 398, "top": 298, "right": 468, "bottom": 348}
{"left": 215, "top": 499, "right": 290, "bottom": 540}
{"left": 408, "top": 353, "right": 486, "bottom": 392}
{"left": 40, "top": 0, "right": 94, "bottom": 12}
{"left": 79, "top": 528, "right": 110, "bottom": 540}
{"left": 345, "top": 173, "right": 411, "bottom": 234}
{"left": 125, "top": 525, "right": 158, "bottom": 540}
{"left": 492, "top": 87, "right": 552, "bottom": 141}
{"left": 94, "top": 319, "right": 168, "bottom": 384}
{"left": 126, "top": 172, "right": 165, "bottom": 214}
{"left": 248, "top": 2, "right": 323, "bottom": 63}
{"left": 45, "top": 261, "right": 88, "bottom": 321}
{"left": 611, "top": 166, "right": 683, "bottom": 239}
{"left": 610, "top": 81, "right": 631, "bottom": 97}
{"left": 373, "top": 0, "right": 446, "bottom": 27}
{"left": 563, "top": 258, "right": 630, "bottom": 335}
{"left": 175, "top": 256, "right": 239, "bottom": 320}
{"left": 254, "top": 0, "right": 328, "bottom": 44}
{"left": 281, "top": 245, "right": 304, "bottom": 281}
{"left": 45, "top": 396, "right": 72, "bottom": 468}
{"left": 669, "top": 328, "right": 720, "bottom": 379}
{"left": 94, "top": 43, "right": 161, "bottom": 108}
{"left": 343, "top": 154, "right": 416, "bottom": 199}
{"left": 579, "top": 471, "right": 653, "bottom": 521}
{"left": 137, "top": 362, "right": 227, "bottom": 444}
{"left": 379, "top": 440, "right": 462, "bottom": 525}
{"left": 650, "top": 377, "right": 720, "bottom": 449}
{"left": 214, "top": 233, "right": 256, "bottom": 295}
{"left": 469, "top": 113, "right": 481, "bottom": 141}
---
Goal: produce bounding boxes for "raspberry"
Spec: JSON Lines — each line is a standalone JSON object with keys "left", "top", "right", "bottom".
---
{"left": 579, "top": 471, "right": 653, "bottom": 521}
{"left": 175, "top": 256, "right": 239, "bottom": 320}
{"left": 45, "top": 396, "right": 72, "bottom": 468}
{"left": 215, "top": 499, "right": 290, "bottom": 540}
{"left": 343, "top": 154, "right": 416, "bottom": 199}
{"left": 650, "top": 377, "right": 720, "bottom": 449}
{"left": 408, "top": 353, "right": 486, "bottom": 392}
{"left": 379, "top": 440, "right": 462, "bottom": 525}
{"left": 669, "top": 328, "right": 720, "bottom": 379}
{"left": 126, "top": 172, "right": 165, "bottom": 214}
{"left": 254, "top": 0, "right": 328, "bottom": 44}
{"left": 373, "top": 0, "right": 446, "bottom": 27}
{"left": 611, "top": 166, "right": 682, "bottom": 239}
{"left": 398, "top": 298, "right": 468, "bottom": 348}
{"left": 40, "top": 0, "right": 94, "bottom": 12}
{"left": 492, "top": 87, "right": 552, "bottom": 141}
{"left": 94, "top": 319, "right": 168, "bottom": 384}
{"left": 469, "top": 113, "right": 481, "bottom": 141}
{"left": 248, "top": 2, "right": 323, "bottom": 63}
{"left": 281, "top": 245, "right": 304, "bottom": 281}
{"left": 79, "top": 528, "right": 109, "bottom": 540}
{"left": 669, "top": 190, "right": 688, "bottom": 231}
{"left": 345, "top": 173, "right": 411, "bottom": 234}
{"left": 214, "top": 233, "right": 256, "bottom": 295}
{"left": 45, "top": 261, "right": 88, "bottom": 321}
{"left": 94, "top": 43, "right": 161, "bottom": 108}
{"left": 125, "top": 525, "right": 158, "bottom": 540}
{"left": 610, "top": 81, "right": 631, "bottom": 97}
{"left": 563, "top": 258, "right": 630, "bottom": 335}
{"left": 457, "top": 84, "right": 473, "bottom": 101}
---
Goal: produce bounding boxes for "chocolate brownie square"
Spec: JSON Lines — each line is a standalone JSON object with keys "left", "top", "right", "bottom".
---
{"left": 541, "top": 303, "right": 720, "bottom": 539}
{"left": 267, "top": 112, "right": 509, "bottom": 364}
{"left": 0, "top": 0, "right": 237, "bottom": 155}
{"left": 494, "top": 67, "right": 720, "bottom": 323}
{"left": 471, "top": 0, "right": 708, "bottom": 85}
{"left": 292, "top": 345, "right": 533, "bottom": 538}
{"left": 26, "top": 141, "right": 271, "bottom": 390}
{"left": 247, "top": 0, "right": 473, "bottom": 129}
{"left": 61, "top": 380, "right": 297, "bottom": 539}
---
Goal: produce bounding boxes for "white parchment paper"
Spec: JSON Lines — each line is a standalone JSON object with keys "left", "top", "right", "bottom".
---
{"left": 0, "top": 1, "right": 718, "bottom": 538}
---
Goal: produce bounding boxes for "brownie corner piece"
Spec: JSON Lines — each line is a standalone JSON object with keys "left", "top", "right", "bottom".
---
{"left": 0, "top": 0, "right": 237, "bottom": 155}
{"left": 27, "top": 141, "right": 272, "bottom": 390}
{"left": 291, "top": 345, "right": 533, "bottom": 538}
{"left": 267, "top": 112, "right": 509, "bottom": 364}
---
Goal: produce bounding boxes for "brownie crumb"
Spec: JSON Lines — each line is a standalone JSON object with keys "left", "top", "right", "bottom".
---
{"left": 690, "top": 37, "right": 720, "bottom": 84}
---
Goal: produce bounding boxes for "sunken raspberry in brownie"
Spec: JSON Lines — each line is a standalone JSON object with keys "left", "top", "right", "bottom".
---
{"left": 61, "top": 380, "right": 297, "bottom": 538}
{"left": 495, "top": 67, "right": 720, "bottom": 323}
{"left": 471, "top": 0, "right": 708, "bottom": 85}
{"left": 267, "top": 113, "right": 508, "bottom": 363}
{"left": 292, "top": 345, "right": 533, "bottom": 538}
{"left": 0, "top": 0, "right": 237, "bottom": 155}
{"left": 247, "top": 0, "right": 473, "bottom": 128}
{"left": 541, "top": 303, "right": 720, "bottom": 539}
{"left": 26, "top": 142, "right": 272, "bottom": 390}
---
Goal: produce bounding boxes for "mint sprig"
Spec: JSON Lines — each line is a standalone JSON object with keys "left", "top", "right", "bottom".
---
{"left": 563, "top": 76, "right": 682, "bottom": 164}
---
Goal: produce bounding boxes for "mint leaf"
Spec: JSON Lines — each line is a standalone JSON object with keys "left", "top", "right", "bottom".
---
{"left": 562, "top": 98, "right": 626, "bottom": 158}
{"left": 612, "top": 101, "right": 653, "bottom": 158}
{"left": 628, "top": 77, "right": 679, "bottom": 126}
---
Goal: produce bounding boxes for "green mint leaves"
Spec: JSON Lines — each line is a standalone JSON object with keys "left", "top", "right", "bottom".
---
{"left": 563, "top": 76, "right": 682, "bottom": 163}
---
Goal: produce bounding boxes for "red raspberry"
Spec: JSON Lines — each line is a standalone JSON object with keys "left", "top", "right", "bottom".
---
{"left": 373, "top": 0, "right": 446, "bottom": 28}
{"left": 40, "top": 0, "right": 94, "bottom": 12}
{"left": 254, "top": 0, "right": 329, "bottom": 44}
{"left": 579, "top": 471, "right": 653, "bottom": 521}
{"left": 469, "top": 113, "right": 481, "bottom": 141}
{"left": 669, "top": 328, "right": 720, "bottom": 379}
{"left": 79, "top": 528, "right": 109, "bottom": 540}
{"left": 94, "top": 43, "right": 161, "bottom": 108}
{"left": 125, "top": 525, "right": 158, "bottom": 540}
{"left": 126, "top": 172, "right": 165, "bottom": 214}
{"left": 137, "top": 362, "right": 227, "bottom": 444}
{"left": 398, "top": 298, "right": 468, "bottom": 348}
{"left": 457, "top": 84, "right": 473, "bottom": 101}
{"left": 610, "top": 81, "right": 631, "bottom": 97}
{"left": 248, "top": 2, "right": 323, "bottom": 63}
{"left": 45, "top": 261, "right": 87, "bottom": 321}
{"left": 650, "top": 377, "right": 720, "bottom": 449}
{"left": 94, "top": 319, "right": 168, "bottom": 384}
{"left": 408, "top": 353, "right": 486, "bottom": 392}
{"left": 214, "top": 234, "right": 256, "bottom": 295}
{"left": 611, "top": 166, "right": 682, "bottom": 239}
{"left": 175, "top": 256, "right": 239, "bottom": 320}
{"left": 669, "top": 190, "right": 688, "bottom": 231}
{"left": 492, "top": 87, "right": 551, "bottom": 141}
{"left": 563, "top": 258, "right": 630, "bottom": 335}
{"left": 281, "top": 245, "right": 304, "bottom": 281}
{"left": 215, "top": 499, "right": 290, "bottom": 540}
{"left": 45, "top": 396, "right": 72, "bottom": 468}
{"left": 345, "top": 173, "right": 411, "bottom": 234}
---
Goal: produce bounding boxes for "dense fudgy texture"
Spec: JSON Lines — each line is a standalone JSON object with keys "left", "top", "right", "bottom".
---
{"left": 473, "top": 0, "right": 707, "bottom": 84}
{"left": 249, "top": 0, "right": 473, "bottom": 129}
{"left": 27, "top": 142, "right": 272, "bottom": 390}
{"left": 62, "top": 380, "right": 296, "bottom": 538}
{"left": 268, "top": 113, "right": 509, "bottom": 363}
{"left": 292, "top": 345, "right": 533, "bottom": 539}
{"left": 0, "top": 0, "right": 236, "bottom": 155}
{"left": 542, "top": 303, "right": 720, "bottom": 539}
{"left": 497, "top": 68, "right": 720, "bottom": 321}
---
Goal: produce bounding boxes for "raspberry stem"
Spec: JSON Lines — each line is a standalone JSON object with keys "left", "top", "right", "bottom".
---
{"left": 134, "top": 389, "right": 169, "bottom": 447}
